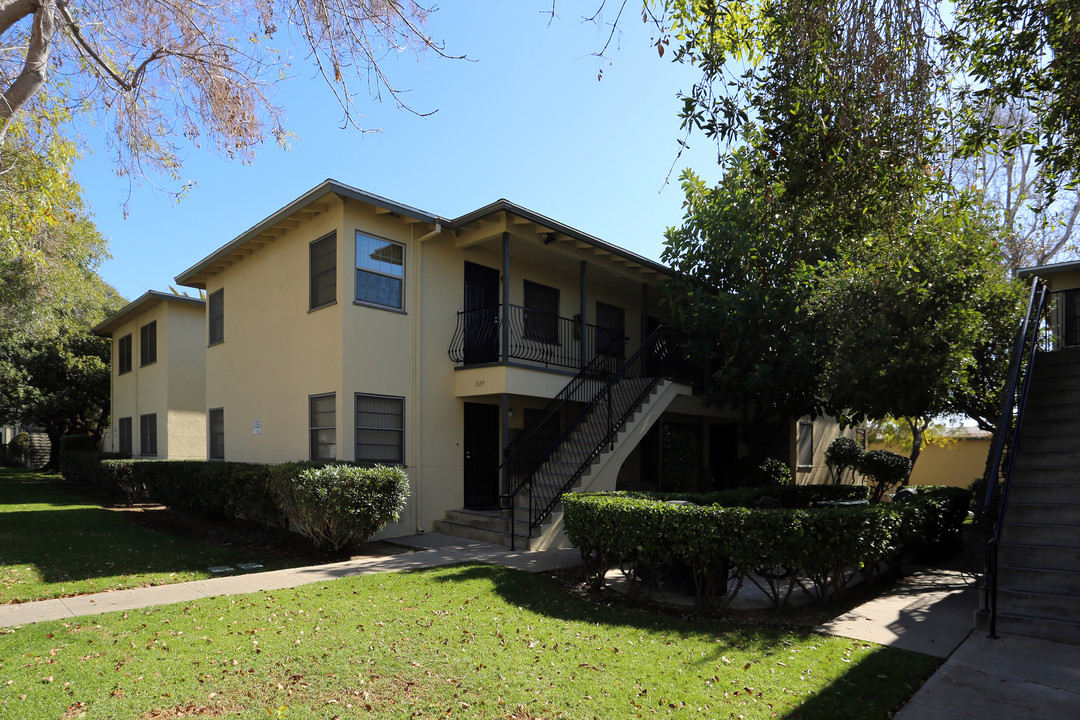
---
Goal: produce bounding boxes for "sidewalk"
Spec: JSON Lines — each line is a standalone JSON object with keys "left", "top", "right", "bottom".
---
{"left": 0, "top": 532, "right": 581, "bottom": 628}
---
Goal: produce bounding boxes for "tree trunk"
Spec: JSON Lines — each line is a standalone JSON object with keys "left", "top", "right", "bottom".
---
{"left": 0, "top": 0, "right": 55, "bottom": 146}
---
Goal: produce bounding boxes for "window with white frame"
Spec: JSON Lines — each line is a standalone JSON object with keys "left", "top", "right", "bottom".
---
{"left": 355, "top": 232, "right": 404, "bottom": 309}
{"left": 355, "top": 393, "right": 403, "bottom": 464}
{"left": 797, "top": 420, "right": 814, "bottom": 469}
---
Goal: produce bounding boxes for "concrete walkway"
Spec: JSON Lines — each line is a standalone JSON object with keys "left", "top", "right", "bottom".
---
{"left": 0, "top": 532, "right": 581, "bottom": 627}
{"left": 2, "top": 533, "right": 1078, "bottom": 716}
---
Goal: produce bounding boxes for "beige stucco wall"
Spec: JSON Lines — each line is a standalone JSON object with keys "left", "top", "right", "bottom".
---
{"left": 792, "top": 416, "right": 863, "bottom": 485}
{"left": 164, "top": 302, "right": 208, "bottom": 459}
{"left": 205, "top": 198, "right": 344, "bottom": 465}
{"left": 870, "top": 439, "right": 989, "bottom": 489}
{"left": 107, "top": 298, "right": 206, "bottom": 459}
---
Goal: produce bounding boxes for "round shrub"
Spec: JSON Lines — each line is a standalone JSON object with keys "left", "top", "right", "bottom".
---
{"left": 825, "top": 436, "right": 864, "bottom": 485}
{"left": 273, "top": 464, "right": 410, "bottom": 551}
{"left": 858, "top": 449, "right": 912, "bottom": 503}
{"left": 737, "top": 456, "right": 792, "bottom": 487}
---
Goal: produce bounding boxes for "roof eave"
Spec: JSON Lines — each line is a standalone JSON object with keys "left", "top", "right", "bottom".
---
{"left": 174, "top": 179, "right": 442, "bottom": 288}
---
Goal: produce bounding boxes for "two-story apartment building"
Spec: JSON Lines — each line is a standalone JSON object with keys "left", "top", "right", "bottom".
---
{"left": 94, "top": 291, "right": 207, "bottom": 460}
{"left": 98, "top": 181, "right": 854, "bottom": 548}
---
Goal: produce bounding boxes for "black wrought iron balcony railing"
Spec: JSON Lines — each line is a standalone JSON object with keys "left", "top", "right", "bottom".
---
{"left": 447, "top": 304, "right": 627, "bottom": 371}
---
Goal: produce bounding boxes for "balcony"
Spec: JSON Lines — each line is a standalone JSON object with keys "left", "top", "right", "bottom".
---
{"left": 448, "top": 304, "right": 625, "bottom": 371}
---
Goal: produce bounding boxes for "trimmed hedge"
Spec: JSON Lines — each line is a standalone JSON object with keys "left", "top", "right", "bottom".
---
{"left": 563, "top": 484, "right": 970, "bottom": 612}
{"left": 612, "top": 483, "right": 869, "bottom": 509}
{"left": 64, "top": 457, "right": 410, "bottom": 551}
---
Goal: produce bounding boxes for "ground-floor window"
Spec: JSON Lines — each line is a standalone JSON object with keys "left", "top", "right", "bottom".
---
{"left": 355, "top": 393, "right": 404, "bottom": 464}
{"left": 117, "top": 417, "right": 132, "bottom": 456}
{"left": 208, "top": 408, "right": 225, "bottom": 460}
{"left": 139, "top": 413, "right": 158, "bottom": 457}
{"left": 797, "top": 420, "right": 814, "bottom": 469}
{"left": 310, "top": 393, "right": 337, "bottom": 461}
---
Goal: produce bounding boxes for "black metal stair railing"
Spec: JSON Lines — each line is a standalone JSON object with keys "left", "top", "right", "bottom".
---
{"left": 502, "top": 326, "right": 676, "bottom": 549}
{"left": 980, "top": 277, "right": 1048, "bottom": 638}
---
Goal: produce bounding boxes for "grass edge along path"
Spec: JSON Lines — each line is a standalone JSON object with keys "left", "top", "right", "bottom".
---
{"left": 0, "top": 563, "right": 942, "bottom": 720}
{"left": 0, "top": 469, "right": 294, "bottom": 604}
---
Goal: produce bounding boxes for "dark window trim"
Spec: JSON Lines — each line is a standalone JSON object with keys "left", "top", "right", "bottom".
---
{"left": 208, "top": 407, "right": 225, "bottom": 461}
{"left": 139, "top": 413, "right": 158, "bottom": 457}
{"left": 354, "top": 231, "right": 405, "bottom": 311}
{"left": 208, "top": 288, "right": 224, "bottom": 347}
{"left": 139, "top": 321, "right": 157, "bottom": 367}
{"left": 354, "top": 392, "right": 405, "bottom": 465}
{"left": 117, "top": 416, "right": 133, "bottom": 456}
{"left": 309, "top": 392, "right": 337, "bottom": 462}
{"left": 117, "top": 334, "right": 132, "bottom": 375}
{"left": 310, "top": 231, "right": 337, "bottom": 311}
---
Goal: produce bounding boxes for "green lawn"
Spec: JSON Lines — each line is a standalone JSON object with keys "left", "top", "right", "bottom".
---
{"left": 0, "top": 563, "right": 940, "bottom": 720}
{"left": 0, "top": 469, "right": 285, "bottom": 603}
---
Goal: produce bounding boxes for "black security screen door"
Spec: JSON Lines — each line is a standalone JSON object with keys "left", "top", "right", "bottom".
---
{"left": 463, "top": 402, "right": 500, "bottom": 508}
{"left": 463, "top": 262, "right": 500, "bottom": 364}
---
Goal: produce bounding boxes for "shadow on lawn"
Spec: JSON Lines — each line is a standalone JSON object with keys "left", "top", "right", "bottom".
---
{"left": 0, "top": 475, "right": 249, "bottom": 585}
{"left": 426, "top": 563, "right": 940, "bottom": 720}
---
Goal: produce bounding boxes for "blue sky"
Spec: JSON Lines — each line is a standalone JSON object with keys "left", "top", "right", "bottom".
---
{"left": 76, "top": 2, "right": 725, "bottom": 302}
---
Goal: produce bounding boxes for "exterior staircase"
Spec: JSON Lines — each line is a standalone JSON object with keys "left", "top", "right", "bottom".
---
{"left": 434, "top": 376, "right": 690, "bottom": 550}
{"left": 981, "top": 348, "right": 1080, "bottom": 643}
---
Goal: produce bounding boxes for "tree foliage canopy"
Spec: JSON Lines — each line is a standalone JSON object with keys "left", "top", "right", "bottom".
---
{"left": 0, "top": 1, "right": 455, "bottom": 184}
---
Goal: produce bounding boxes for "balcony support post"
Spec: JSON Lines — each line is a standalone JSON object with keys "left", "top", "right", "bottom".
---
{"left": 579, "top": 260, "right": 588, "bottom": 371}
{"left": 501, "top": 232, "right": 510, "bottom": 363}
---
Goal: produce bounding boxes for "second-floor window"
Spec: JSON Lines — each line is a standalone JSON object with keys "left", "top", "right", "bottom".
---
{"left": 118, "top": 334, "right": 132, "bottom": 374}
{"left": 355, "top": 232, "right": 404, "bottom": 310}
{"left": 523, "top": 280, "right": 559, "bottom": 344}
{"left": 140, "top": 321, "right": 157, "bottom": 366}
{"left": 209, "top": 289, "right": 224, "bottom": 345}
{"left": 310, "top": 232, "right": 337, "bottom": 310}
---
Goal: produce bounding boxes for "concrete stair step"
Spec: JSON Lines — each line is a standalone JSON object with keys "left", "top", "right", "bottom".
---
{"left": 998, "top": 543, "right": 1080, "bottom": 572}
{"left": 1003, "top": 522, "right": 1080, "bottom": 546}
{"left": 1008, "top": 502, "right": 1080, "bottom": 525}
{"left": 1020, "top": 402, "right": 1080, "bottom": 419}
{"left": 1015, "top": 425, "right": 1080, "bottom": 446}
{"left": 1014, "top": 449, "right": 1080, "bottom": 467}
{"left": 996, "top": 586, "right": 1080, "bottom": 621}
{"left": 1018, "top": 418, "right": 1080, "bottom": 438}
{"left": 1028, "top": 372, "right": 1080, "bottom": 390}
{"left": 999, "top": 565, "right": 1080, "bottom": 595}
{"left": 1009, "top": 467, "right": 1080, "bottom": 485}
{"left": 977, "top": 610, "right": 1080, "bottom": 644}
{"left": 433, "top": 517, "right": 543, "bottom": 550}
{"left": 1008, "top": 483, "right": 1080, "bottom": 504}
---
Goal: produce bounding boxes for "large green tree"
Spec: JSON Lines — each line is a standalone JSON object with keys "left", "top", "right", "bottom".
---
{"left": 815, "top": 190, "right": 1022, "bottom": 470}
{"left": 661, "top": 142, "right": 830, "bottom": 461}
{"left": 0, "top": 121, "right": 124, "bottom": 465}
